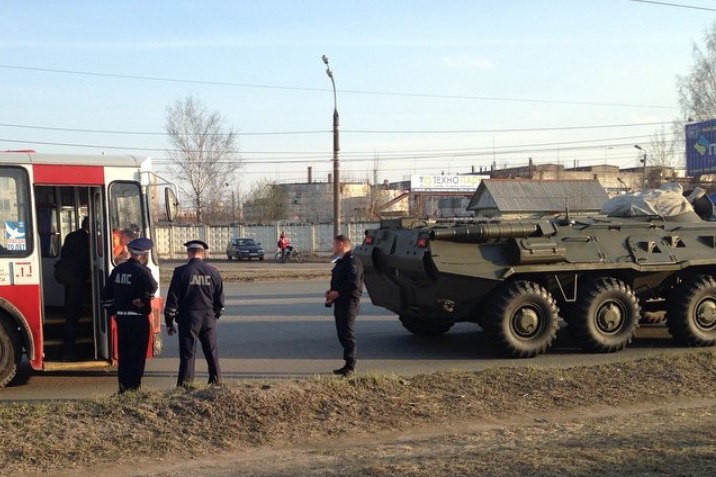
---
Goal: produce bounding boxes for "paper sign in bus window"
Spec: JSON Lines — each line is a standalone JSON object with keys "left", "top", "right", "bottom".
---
{"left": 5, "top": 221, "right": 26, "bottom": 251}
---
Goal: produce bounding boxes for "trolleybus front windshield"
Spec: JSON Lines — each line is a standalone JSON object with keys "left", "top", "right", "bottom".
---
{"left": 109, "top": 181, "right": 146, "bottom": 265}
{"left": 0, "top": 167, "right": 31, "bottom": 257}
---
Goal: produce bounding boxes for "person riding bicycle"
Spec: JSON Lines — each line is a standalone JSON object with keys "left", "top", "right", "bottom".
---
{"left": 277, "top": 232, "right": 291, "bottom": 263}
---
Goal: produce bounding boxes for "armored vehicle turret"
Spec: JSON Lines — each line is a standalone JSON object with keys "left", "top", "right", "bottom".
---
{"left": 354, "top": 187, "right": 716, "bottom": 358}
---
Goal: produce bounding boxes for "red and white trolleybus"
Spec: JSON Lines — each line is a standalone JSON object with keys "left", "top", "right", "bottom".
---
{"left": 0, "top": 152, "right": 177, "bottom": 388}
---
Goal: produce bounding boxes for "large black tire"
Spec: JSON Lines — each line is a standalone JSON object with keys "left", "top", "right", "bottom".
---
{"left": 482, "top": 280, "right": 560, "bottom": 358}
{"left": 666, "top": 275, "right": 716, "bottom": 347}
{"left": 568, "top": 277, "right": 639, "bottom": 353}
{"left": 0, "top": 318, "right": 21, "bottom": 388}
{"left": 399, "top": 315, "right": 454, "bottom": 336}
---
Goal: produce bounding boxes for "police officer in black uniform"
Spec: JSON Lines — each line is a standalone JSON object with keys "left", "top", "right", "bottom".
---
{"left": 164, "top": 240, "right": 224, "bottom": 387}
{"left": 101, "top": 237, "right": 158, "bottom": 394}
{"left": 325, "top": 234, "right": 364, "bottom": 377}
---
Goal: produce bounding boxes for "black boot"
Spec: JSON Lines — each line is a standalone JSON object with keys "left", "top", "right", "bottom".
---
{"left": 333, "top": 359, "right": 355, "bottom": 377}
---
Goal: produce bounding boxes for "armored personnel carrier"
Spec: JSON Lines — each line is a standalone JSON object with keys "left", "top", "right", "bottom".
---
{"left": 354, "top": 186, "right": 716, "bottom": 358}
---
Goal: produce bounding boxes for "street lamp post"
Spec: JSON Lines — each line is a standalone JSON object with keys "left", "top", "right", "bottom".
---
{"left": 322, "top": 54, "right": 340, "bottom": 238}
{"left": 225, "top": 182, "right": 237, "bottom": 224}
{"left": 634, "top": 145, "right": 647, "bottom": 191}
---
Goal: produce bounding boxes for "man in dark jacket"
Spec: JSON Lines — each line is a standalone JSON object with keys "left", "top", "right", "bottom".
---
{"left": 60, "top": 217, "right": 90, "bottom": 361}
{"left": 164, "top": 240, "right": 224, "bottom": 387}
{"left": 325, "top": 235, "right": 364, "bottom": 377}
{"left": 101, "top": 237, "right": 158, "bottom": 394}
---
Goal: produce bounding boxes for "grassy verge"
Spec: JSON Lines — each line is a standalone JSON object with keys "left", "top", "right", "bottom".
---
{"left": 2, "top": 350, "right": 715, "bottom": 475}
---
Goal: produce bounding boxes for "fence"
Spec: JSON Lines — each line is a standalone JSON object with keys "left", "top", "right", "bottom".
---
{"left": 154, "top": 222, "right": 379, "bottom": 259}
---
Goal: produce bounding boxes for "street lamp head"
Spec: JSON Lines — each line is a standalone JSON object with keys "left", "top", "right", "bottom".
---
{"left": 634, "top": 144, "right": 643, "bottom": 151}
{"left": 322, "top": 54, "right": 334, "bottom": 79}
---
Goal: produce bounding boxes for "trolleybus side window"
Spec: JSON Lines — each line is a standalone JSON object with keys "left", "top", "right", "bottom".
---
{"left": 0, "top": 167, "right": 32, "bottom": 257}
{"left": 109, "top": 181, "right": 145, "bottom": 264}
{"left": 35, "top": 187, "right": 60, "bottom": 257}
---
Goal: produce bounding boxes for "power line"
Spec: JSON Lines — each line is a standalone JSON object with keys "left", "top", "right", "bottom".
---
{"left": 0, "top": 63, "right": 677, "bottom": 110}
{"left": 0, "top": 132, "right": 658, "bottom": 160}
{"left": 0, "top": 123, "right": 325, "bottom": 136}
{"left": 627, "top": 0, "right": 716, "bottom": 11}
{"left": 153, "top": 135, "right": 658, "bottom": 163}
{"left": 0, "top": 120, "right": 673, "bottom": 136}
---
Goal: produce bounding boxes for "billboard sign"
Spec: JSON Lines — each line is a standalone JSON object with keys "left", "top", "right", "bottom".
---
{"left": 686, "top": 119, "right": 716, "bottom": 176}
{"left": 411, "top": 174, "right": 487, "bottom": 193}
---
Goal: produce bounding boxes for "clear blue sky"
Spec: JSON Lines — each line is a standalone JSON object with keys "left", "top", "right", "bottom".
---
{"left": 1, "top": 0, "right": 713, "bottom": 197}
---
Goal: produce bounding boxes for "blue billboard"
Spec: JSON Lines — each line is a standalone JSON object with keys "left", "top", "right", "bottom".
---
{"left": 686, "top": 118, "right": 716, "bottom": 176}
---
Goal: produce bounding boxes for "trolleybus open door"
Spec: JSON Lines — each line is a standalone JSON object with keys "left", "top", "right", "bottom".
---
{"left": 90, "top": 187, "right": 111, "bottom": 359}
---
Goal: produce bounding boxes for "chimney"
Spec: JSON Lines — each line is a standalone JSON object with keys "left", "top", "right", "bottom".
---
{"left": 308, "top": 166, "right": 313, "bottom": 184}
{"left": 328, "top": 173, "right": 332, "bottom": 183}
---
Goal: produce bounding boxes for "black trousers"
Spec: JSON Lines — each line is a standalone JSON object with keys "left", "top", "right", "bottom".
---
{"left": 177, "top": 313, "right": 222, "bottom": 386}
{"left": 116, "top": 315, "right": 149, "bottom": 394}
{"left": 334, "top": 301, "right": 359, "bottom": 364}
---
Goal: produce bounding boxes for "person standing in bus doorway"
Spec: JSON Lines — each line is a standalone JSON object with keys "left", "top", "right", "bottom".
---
{"left": 101, "top": 238, "right": 158, "bottom": 394}
{"left": 325, "top": 235, "right": 364, "bottom": 377}
{"left": 60, "top": 216, "right": 90, "bottom": 361}
{"left": 164, "top": 240, "right": 224, "bottom": 387}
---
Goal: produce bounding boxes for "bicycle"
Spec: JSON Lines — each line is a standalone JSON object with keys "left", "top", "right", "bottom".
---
{"left": 274, "top": 245, "right": 304, "bottom": 263}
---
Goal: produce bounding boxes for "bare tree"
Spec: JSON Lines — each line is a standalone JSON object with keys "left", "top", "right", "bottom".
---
{"left": 165, "top": 95, "right": 239, "bottom": 223}
{"left": 648, "top": 125, "right": 679, "bottom": 169}
{"left": 365, "top": 153, "right": 384, "bottom": 220}
{"left": 243, "top": 179, "right": 287, "bottom": 224}
{"left": 678, "top": 23, "right": 716, "bottom": 121}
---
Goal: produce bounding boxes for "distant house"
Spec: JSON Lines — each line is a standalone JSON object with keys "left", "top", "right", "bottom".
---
{"left": 467, "top": 179, "right": 609, "bottom": 218}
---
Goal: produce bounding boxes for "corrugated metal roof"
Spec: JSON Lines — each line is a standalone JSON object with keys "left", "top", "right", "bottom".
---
{"left": 467, "top": 179, "right": 609, "bottom": 213}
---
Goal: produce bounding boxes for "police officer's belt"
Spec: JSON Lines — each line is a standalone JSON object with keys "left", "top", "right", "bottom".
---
{"left": 116, "top": 311, "right": 144, "bottom": 316}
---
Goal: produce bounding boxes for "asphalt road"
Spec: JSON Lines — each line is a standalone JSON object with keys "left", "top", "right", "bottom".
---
{"left": 0, "top": 273, "right": 689, "bottom": 401}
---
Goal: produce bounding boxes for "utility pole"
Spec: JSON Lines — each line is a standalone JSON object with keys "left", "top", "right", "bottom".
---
{"left": 322, "top": 54, "right": 340, "bottom": 237}
{"left": 634, "top": 145, "right": 647, "bottom": 191}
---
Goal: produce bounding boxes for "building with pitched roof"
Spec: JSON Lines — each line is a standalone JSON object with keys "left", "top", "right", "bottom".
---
{"left": 467, "top": 179, "right": 609, "bottom": 218}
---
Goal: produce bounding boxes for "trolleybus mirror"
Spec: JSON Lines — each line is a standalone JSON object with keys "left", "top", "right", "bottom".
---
{"left": 165, "top": 187, "right": 178, "bottom": 222}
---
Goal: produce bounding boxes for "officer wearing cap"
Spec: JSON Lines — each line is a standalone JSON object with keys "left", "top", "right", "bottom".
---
{"left": 101, "top": 237, "right": 158, "bottom": 394}
{"left": 325, "top": 234, "right": 364, "bottom": 377}
{"left": 164, "top": 239, "right": 224, "bottom": 387}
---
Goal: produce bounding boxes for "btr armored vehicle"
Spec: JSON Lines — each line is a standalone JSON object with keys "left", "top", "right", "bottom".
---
{"left": 354, "top": 187, "right": 716, "bottom": 358}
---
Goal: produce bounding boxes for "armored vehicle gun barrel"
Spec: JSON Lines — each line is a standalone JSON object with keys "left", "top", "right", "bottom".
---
{"left": 429, "top": 222, "right": 540, "bottom": 243}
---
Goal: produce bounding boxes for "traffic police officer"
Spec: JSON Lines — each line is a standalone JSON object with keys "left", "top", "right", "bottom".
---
{"left": 325, "top": 235, "right": 364, "bottom": 377}
{"left": 164, "top": 240, "right": 224, "bottom": 387}
{"left": 101, "top": 237, "right": 158, "bottom": 394}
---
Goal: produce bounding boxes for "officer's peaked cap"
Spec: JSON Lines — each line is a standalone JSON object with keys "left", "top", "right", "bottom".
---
{"left": 184, "top": 239, "right": 209, "bottom": 251}
{"left": 128, "top": 237, "right": 153, "bottom": 254}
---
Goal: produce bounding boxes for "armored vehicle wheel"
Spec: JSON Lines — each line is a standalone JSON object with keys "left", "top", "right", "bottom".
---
{"left": 666, "top": 275, "right": 716, "bottom": 346}
{"left": 0, "top": 318, "right": 21, "bottom": 388}
{"left": 483, "top": 280, "right": 559, "bottom": 358}
{"left": 568, "top": 277, "right": 639, "bottom": 353}
{"left": 399, "top": 315, "right": 454, "bottom": 336}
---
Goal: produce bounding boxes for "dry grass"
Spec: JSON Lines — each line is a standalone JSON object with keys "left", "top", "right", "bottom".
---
{"left": 2, "top": 350, "right": 716, "bottom": 475}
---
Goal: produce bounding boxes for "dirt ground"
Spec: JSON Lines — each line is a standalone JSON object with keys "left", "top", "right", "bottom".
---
{"left": 5, "top": 351, "right": 716, "bottom": 477}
